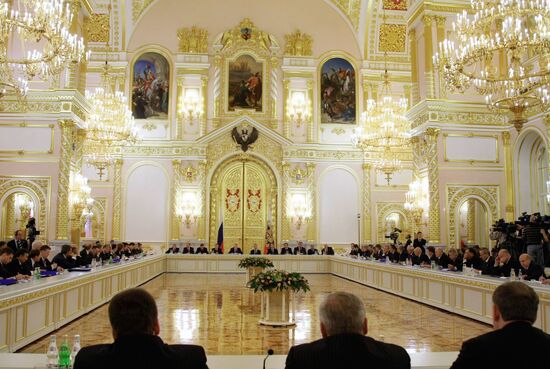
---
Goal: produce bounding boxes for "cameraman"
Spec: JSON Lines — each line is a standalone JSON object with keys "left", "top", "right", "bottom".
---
{"left": 489, "top": 220, "right": 507, "bottom": 251}
{"left": 521, "top": 215, "right": 544, "bottom": 269}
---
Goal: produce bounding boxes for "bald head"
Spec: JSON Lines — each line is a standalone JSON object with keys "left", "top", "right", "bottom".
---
{"left": 319, "top": 292, "right": 367, "bottom": 337}
{"left": 498, "top": 249, "right": 511, "bottom": 263}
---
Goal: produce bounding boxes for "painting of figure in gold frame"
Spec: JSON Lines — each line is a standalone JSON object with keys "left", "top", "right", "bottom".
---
{"left": 131, "top": 52, "right": 170, "bottom": 120}
{"left": 228, "top": 54, "right": 263, "bottom": 112}
{"left": 320, "top": 57, "right": 356, "bottom": 124}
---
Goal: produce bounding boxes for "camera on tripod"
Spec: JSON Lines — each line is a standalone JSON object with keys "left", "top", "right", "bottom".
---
{"left": 385, "top": 228, "right": 402, "bottom": 243}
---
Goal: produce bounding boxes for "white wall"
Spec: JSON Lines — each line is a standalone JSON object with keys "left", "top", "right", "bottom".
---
{"left": 124, "top": 164, "right": 169, "bottom": 242}
{"left": 319, "top": 168, "right": 359, "bottom": 244}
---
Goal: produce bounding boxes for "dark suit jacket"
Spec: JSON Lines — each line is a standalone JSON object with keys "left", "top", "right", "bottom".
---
{"left": 294, "top": 247, "right": 307, "bottom": 255}
{"left": 450, "top": 322, "right": 550, "bottom": 369}
{"left": 228, "top": 247, "right": 242, "bottom": 254}
{"left": 492, "top": 259, "right": 519, "bottom": 277}
{"left": 0, "top": 262, "right": 14, "bottom": 278}
{"left": 281, "top": 247, "right": 292, "bottom": 255}
{"left": 435, "top": 253, "right": 450, "bottom": 267}
{"left": 321, "top": 247, "right": 335, "bottom": 255}
{"left": 480, "top": 256, "right": 495, "bottom": 275}
{"left": 411, "top": 253, "right": 430, "bottom": 266}
{"left": 165, "top": 248, "right": 180, "bottom": 254}
{"left": 74, "top": 334, "right": 207, "bottom": 369}
{"left": 7, "top": 239, "right": 28, "bottom": 252}
{"left": 7, "top": 259, "right": 31, "bottom": 276}
{"left": 520, "top": 263, "right": 545, "bottom": 280}
{"left": 36, "top": 257, "right": 53, "bottom": 270}
{"left": 250, "top": 249, "right": 261, "bottom": 255}
{"left": 196, "top": 247, "right": 209, "bottom": 254}
{"left": 182, "top": 247, "right": 195, "bottom": 254}
{"left": 52, "top": 253, "right": 76, "bottom": 270}
{"left": 285, "top": 333, "right": 410, "bottom": 369}
{"left": 464, "top": 256, "right": 483, "bottom": 270}
{"left": 307, "top": 249, "right": 319, "bottom": 255}
{"left": 267, "top": 248, "right": 279, "bottom": 255}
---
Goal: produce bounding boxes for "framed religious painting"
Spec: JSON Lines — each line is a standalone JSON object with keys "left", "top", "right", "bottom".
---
{"left": 320, "top": 57, "right": 356, "bottom": 124}
{"left": 227, "top": 54, "right": 263, "bottom": 112}
{"left": 131, "top": 52, "right": 170, "bottom": 120}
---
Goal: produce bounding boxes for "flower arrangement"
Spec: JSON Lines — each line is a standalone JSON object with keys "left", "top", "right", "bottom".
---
{"left": 238, "top": 257, "right": 274, "bottom": 269}
{"left": 247, "top": 269, "right": 310, "bottom": 293}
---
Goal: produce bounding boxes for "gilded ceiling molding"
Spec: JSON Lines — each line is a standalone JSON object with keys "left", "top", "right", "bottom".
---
{"left": 379, "top": 24, "right": 407, "bottom": 53}
{"left": 132, "top": 0, "right": 155, "bottom": 23}
{"left": 177, "top": 26, "right": 209, "bottom": 53}
{"left": 447, "top": 185, "right": 499, "bottom": 248}
{"left": 331, "top": 0, "right": 362, "bottom": 31}
{"left": 284, "top": 30, "right": 313, "bottom": 56}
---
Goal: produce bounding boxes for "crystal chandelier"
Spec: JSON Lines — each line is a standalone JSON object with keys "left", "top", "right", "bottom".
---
{"left": 0, "top": 0, "right": 87, "bottom": 99}
{"left": 374, "top": 150, "right": 403, "bottom": 185}
{"left": 405, "top": 179, "right": 429, "bottom": 231}
{"left": 84, "top": 63, "right": 138, "bottom": 180}
{"left": 434, "top": 0, "right": 550, "bottom": 132}
{"left": 69, "top": 171, "right": 93, "bottom": 219}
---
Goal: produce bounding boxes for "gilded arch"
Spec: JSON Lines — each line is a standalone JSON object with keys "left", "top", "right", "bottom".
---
{"left": 447, "top": 185, "right": 499, "bottom": 247}
{"left": 0, "top": 177, "right": 50, "bottom": 241}
{"left": 376, "top": 202, "right": 413, "bottom": 243}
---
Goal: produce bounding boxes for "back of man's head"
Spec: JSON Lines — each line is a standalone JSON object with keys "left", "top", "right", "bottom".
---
{"left": 109, "top": 288, "right": 159, "bottom": 338}
{"left": 492, "top": 282, "right": 539, "bottom": 327}
{"left": 319, "top": 292, "right": 366, "bottom": 337}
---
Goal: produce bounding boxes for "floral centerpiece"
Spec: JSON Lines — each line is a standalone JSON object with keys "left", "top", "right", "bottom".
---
{"left": 237, "top": 257, "right": 274, "bottom": 269}
{"left": 247, "top": 269, "right": 310, "bottom": 293}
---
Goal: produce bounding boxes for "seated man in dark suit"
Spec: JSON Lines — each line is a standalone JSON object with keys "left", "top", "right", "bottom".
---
{"left": 478, "top": 247, "right": 495, "bottom": 275}
{"left": 74, "top": 288, "right": 207, "bottom": 369}
{"left": 28, "top": 249, "right": 42, "bottom": 271}
{"left": 411, "top": 247, "right": 430, "bottom": 266}
{"left": 99, "top": 244, "right": 113, "bottom": 262}
{"left": 492, "top": 249, "right": 519, "bottom": 277}
{"left": 79, "top": 244, "right": 92, "bottom": 259}
{"left": 434, "top": 247, "right": 450, "bottom": 268}
{"left": 450, "top": 282, "right": 550, "bottom": 369}
{"left": 447, "top": 248, "right": 463, "bottom": 271}
{"left": 321, "top": 244, "right": 334, "bottom": 255}
{"left": 280, "top": 243, "right": 292, "bottom": 255}
{"left": 518, "top": 253, "right": 545, "bottom": 281}
{"left": 249, "top": 244, "right": 261, "bottom": 255}
{"left": 210, "top": 243, "right": 223, "bottom": 254}
{"left": 165, "top": 244, "right": 180, "bottom": 254}
{"left": 294, "top": 241, "right": 307, "bottom": 255}
{"left": 307, "top": 245, "right": 319, "bottom": 255}
{"left": 196, "top": 243, "right": 209, "bottom": 254}
{"left": 7, "top": 248, "right": 32, "bottom": 276}
{"left": 181, "top": 243, "right": 195, "bottom": 254}
{"left": 266, "top": 245, "right": 279, "bottom": 255}
{"left": 285, "top": 291, "right": 410, "bottom": 369}
{"left": 52, "top": 244, "right": 77, "bottom": 270}
{"left": 463, "top": 247, "right": 483, "bottom": 270}
{"left": 36, "top": 245, "right": 55, "bottom": 270}
{"left": 228, "top": 243, "right": 243, "bottom": 254}
{"left": 0, "top": 248, "right": 26, "bottom": 280}
{"left": 7, "top": 230, "right": 29, "bottom": 253}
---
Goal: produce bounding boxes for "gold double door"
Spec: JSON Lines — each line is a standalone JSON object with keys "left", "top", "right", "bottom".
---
{"left": 213, "top": 159, "right": 276, "bottom": 253}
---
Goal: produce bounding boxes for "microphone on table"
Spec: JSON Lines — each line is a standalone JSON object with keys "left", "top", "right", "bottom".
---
{"left": 263, "top": 348, "right": 274, "bottom": 369}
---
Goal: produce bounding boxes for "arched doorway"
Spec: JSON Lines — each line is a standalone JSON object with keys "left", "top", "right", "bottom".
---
{"left": 456, "top": 197, "right": 490, "bottom": 248}
{"left": 209, "top": 155, "right": 277, "bottom": 253}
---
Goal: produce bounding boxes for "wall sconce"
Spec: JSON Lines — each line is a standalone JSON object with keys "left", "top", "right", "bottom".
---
{"left": 69, "top": 171, "right": 94, "bottom": 219}
{"left": 176, "top": 190, "right": 201, "bottom": 228}
{"left": 289, "top": 193, "right": 311, "bottom": 229}
{"left": 180, "top": 87, "right": 203, "bottom": 124}
{"left": 14, "top": 194, "right": 33, "bottom": 228}
{"left": 404, "top": 179, "right": 429, "bottom": 229}
{"left": 287, "top": 91, "right": 311, "bottom": 128}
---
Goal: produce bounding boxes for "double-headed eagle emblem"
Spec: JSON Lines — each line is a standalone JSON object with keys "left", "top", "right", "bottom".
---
{"left": 231, "top": 125, "right": 258, "bottom": 152}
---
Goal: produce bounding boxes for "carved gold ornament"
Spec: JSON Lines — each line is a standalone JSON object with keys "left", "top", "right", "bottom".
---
{"left": 379, "top": 24, "right": 406, "bottom": 53}
{"left": 284, "top": 30, "right": 313, "bottom": 56}
{"left": 85, "top": 13, "right": 110, "bottom": 43}
{"left": 183, "top": 165, "right": 198, "bottom": 183}
{"left": 383, "top": 0, "right": 407, "bottom": 11}
{"left": 177, "top": 26, "right": 209, "bottom": 53}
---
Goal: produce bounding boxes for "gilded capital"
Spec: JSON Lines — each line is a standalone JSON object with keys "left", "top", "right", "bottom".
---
{"left": 502, "top": 131, "right": 511, "bottom": 146}
{"left": 422, "top": 15, "right": 434, "bottom": 27}
{"left": 435, "top": 16, "right": 447, "bottom": 27}
{"left": 284, "top": 30, "right": 313, "bottom": 56}
{"left": 408, "top": 28, "right": 416, "bottom": 38}
{"left": 425, "top": 127, "right": 440, "bottom": 138}
{"left": 177, "top": 26, "right": 208, "bottom": 53}
{"left": 362, "top": 163, "right": 372, "bottom": 171}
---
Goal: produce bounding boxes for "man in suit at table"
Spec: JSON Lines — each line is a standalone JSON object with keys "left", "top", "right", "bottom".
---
{"left": 74, "top": 288, "right": 207, "bottom": 369}
{"left": 321, "top": 244, "right": 334, "bottom": 255}
{"left": 250, "top": 243, "right": 261, "bottom": 255}
{"left": 196, "top": 243, "right": 209, "bottom": 254}
{"left": 52, "top": 244, "right": 76, "bottom": 270}
{"left": 7, "top": 248, "right": 32, "bottom": 276}
{"left": 285, "top": 291, "right": 410, "bottom": 369}
{"left": 450, "top": 282, "right": 550, "bottom": 369}
{"left": 266, "top": 244, "right": 279, "bottom": 255}
{"left": 181, "top": 243, "right": 194, "bottom": 254}
{"left": 478, "top": 247, "right": 495, "bottom": 275}
{"left": 280, "top": 243, "right": 292, "bottom": 255}
{"left": 518, "top": 253, "right": 546, "bottom": 281}
{"left": 307, "top": 245, "right": 319, "bottom": 255}
{"left": 165, "top": 244, "right": 179, "bottom": 254}
{"left": 36, "top": 245, "right": 55, "bottom": 271}
{"left": 294, "top": 241, "right": 307, "bottom": 255}
{"left": 492, "top": 249, "right": 519, "bottom": 277}
{"left": 7, "top": 230, "right": 28, "bottom": 253}
{"left": 228, "top": 243, "right": 243, "bottom": 254}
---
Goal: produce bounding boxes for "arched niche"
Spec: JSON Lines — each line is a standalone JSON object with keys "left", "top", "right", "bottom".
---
{"left": 456, "top": 197, "right": 490, "bottom": 248}
{"left": 376, "top": 203, "right": 413, "bottom": 244}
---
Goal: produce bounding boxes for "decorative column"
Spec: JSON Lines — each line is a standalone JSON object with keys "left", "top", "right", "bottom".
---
{"left": 467, "top": 199, "right": 476, "bottom": 244}
{"left": 55, "top": 120, "right": 75, "bottom": 241}
{"left": 305, "top": 163, "right": 317, "bottom": 244}
{"left": 502, "top": 131, "right": 515, "bottom": 221}
{"left": 281, "top": 162, "right": 291, "bottom": 242}
{"left": 176, "top": 78, "right": 184, "bottom": 140}
{"left": 200, "top": 76, "right": 208, "bottom": 137}
{"left": 408, "top": 28, "right": 419, "bottom": 104}
{"left": 111, "top": 159, "right": 123, "bottom": 240}
{"left": 171, "top": 160, "right": 182, "bottom": 241}
{"left": 425, "top": 128, "right": 441, "bottom": 243}
{"left": 422, "top": 15, "right": 435, "bottom": 99}
{"left": 73, "top": 129, "right": 86, "bottom": 171}
{"left": 6, "top": 196, "right": 15, "bottom": 239}
{"left": 282, "top": 80, "right": 291, "bottom": 139}
{"left": 434, "top": 16, "right": 447, "bottom": 98}
{"left": 306, "top": 80, "right": 315, "bottom": 143}
{"left": 362, "top": 163, "right": 372, "bottom": 244}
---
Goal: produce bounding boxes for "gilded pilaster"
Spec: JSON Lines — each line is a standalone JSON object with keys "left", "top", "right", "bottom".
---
{"left": 111, "top": 159, "right": 123, "bottom": 240}
{"left": 200, "top": 76, "right": 208, "bottom": 137}
{"left": 306, "top": 162, "right": 317, "bottom": 244}
{"left": 408, "top": 28, "right": 419, "bottom": 104}
{"left": 306, "top": 80, "right": 315, "bottom": 143}
{"left": 281, "top": 162, "right": 291, "bottom": 242}
{"left": 171, "top": 160, "right": 182, "bottom": 241}
{"left": 73, "top": 129, "right": 86, "bottom": 171}
{"left": 6, "top": 195, "right": 15, "bottom": 239}
{"left": 176, "top": 78, "right": 184, "bottom": 140}
{"left": 435, "top": 16, "right": 447, "bottom": 98}
{"left": 467, "top": 199, "right": 475, "bottom": 244}
{"left": 55, "top": 120, "right": 75, "bottom": 240}
{"left": 362, "top": 163, "right": 372, "bottom": 243}
{"left": 283, "top": 80, "right": 291, "bottom": 139}
{"left": 425, "top": 128, "right": 440, "bottom": 243}
{"left": 422, "top": 15, "right": 435, "bottom": 99}
{"left": 198, "top": 161, "right": 207, "bottom": 240}
{"left": 502, "top": 131, "right": 515, "bottom": 220}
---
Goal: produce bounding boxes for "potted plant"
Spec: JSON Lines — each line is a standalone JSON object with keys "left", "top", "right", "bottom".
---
{"left": 238, "top": 257, "right": 274, "bottom": 282}
{"left": 247, "top": 269, "right": 310, "bottom": 326}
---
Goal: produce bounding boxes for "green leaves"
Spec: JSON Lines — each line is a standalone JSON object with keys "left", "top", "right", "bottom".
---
{"left": 247, "top": 269, "right": 310, "bottom": 293}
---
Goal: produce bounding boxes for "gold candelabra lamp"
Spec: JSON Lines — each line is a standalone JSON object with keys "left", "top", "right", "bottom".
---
{"left": 289, "top": 193, "right": 311, "bottom": 230}
{"left": 175, "top": 190, "right": 201, "bottom": 228}
{"left": 69, "top": 171, "right": 93, "bottom": 245}
{"left": 0, "top": 0, "right": 88, "bottom": 100}
{"left": 14, "top": 193, "right": 33, "bottom": 229}
{"left": 404, "top": 180, "right": 428, "bottom": 233}
{"left": 434, "top": 0, "right": 550, "bottom": 132}
{"left": 287, "top": 91, "right": 311, "bottom": 128}
{"left": 180, "top": 88, "right": 203, "bottom": 124}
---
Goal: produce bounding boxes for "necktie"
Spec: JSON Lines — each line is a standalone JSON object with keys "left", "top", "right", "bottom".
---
{"left": 16, "top": 240, "right": 20, "bottom": 249}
